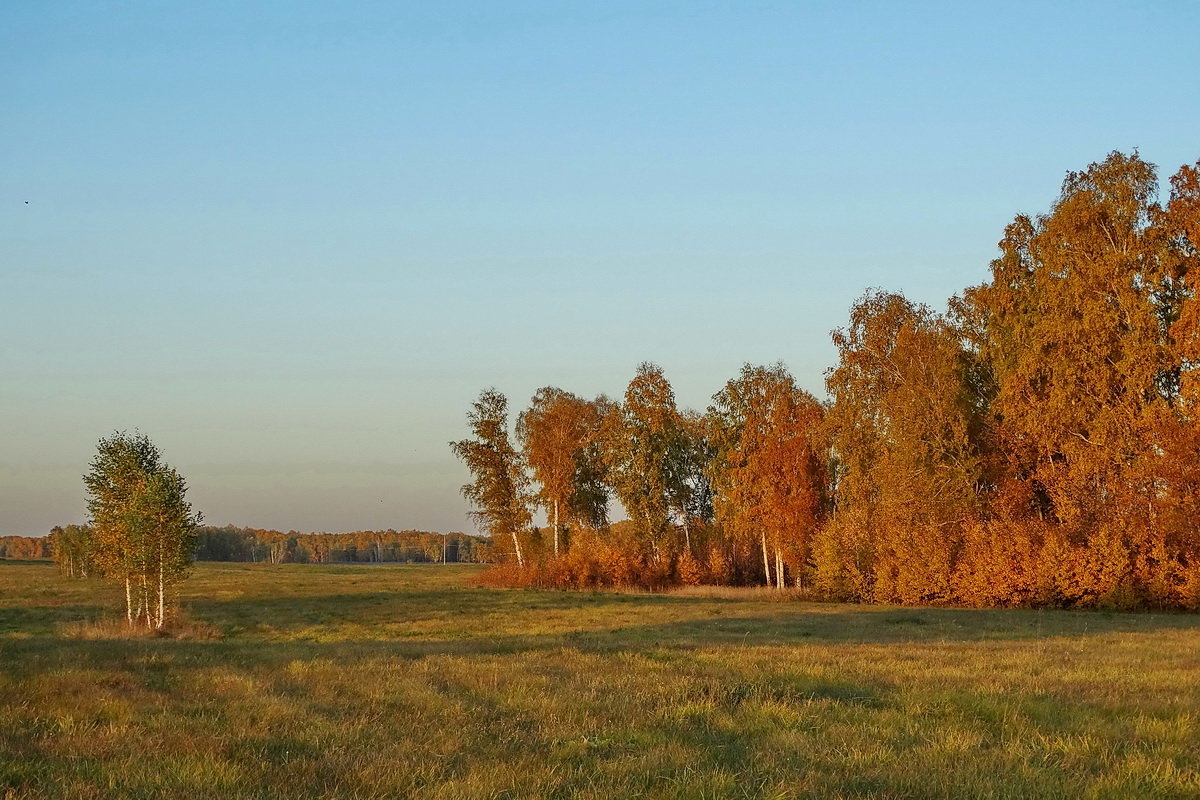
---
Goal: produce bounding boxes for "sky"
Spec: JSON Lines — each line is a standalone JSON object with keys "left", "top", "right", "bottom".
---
{"left": 3, "top": 1, "right": 1199, "bottom": 537}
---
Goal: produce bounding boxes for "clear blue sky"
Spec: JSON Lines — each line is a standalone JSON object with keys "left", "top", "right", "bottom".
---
{"left": 3, "top": 1, "right": 1198, "bottom": 536}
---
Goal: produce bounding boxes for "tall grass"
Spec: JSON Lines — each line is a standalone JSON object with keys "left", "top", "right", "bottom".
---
{"left": 2, "top": 561, "right": 1199, "bottom": 798}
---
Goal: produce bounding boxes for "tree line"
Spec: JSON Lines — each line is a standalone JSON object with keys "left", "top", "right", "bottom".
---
{"left": 453, "top": 151, "right": 1200, "bottom": 609}
{"left": 192, "top": 526, "right": 489, "bottom": 564}
{"left": 38, "top": 526, "right": 490, "bottom": 570}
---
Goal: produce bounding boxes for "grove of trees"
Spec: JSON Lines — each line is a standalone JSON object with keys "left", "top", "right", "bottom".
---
{"left": 49, "top": 524, "right": 93, "bottom": 577}
{"left": 453, "top": 151, "right": 1200, "bottom": 609}
{"left": 73, "top": 431, "right": 203, "bottom": 628}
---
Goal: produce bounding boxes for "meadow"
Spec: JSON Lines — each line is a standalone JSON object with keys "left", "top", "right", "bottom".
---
{"left": 2, "top": 561, "right": 1199, "bottom": 799}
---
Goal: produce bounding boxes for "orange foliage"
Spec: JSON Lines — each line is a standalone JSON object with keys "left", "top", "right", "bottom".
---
{"left": 709, "top": 364, "right": 826, "bottom": 590}
{"left": 476, "top": 151, "right": 1200, "bottom": 610}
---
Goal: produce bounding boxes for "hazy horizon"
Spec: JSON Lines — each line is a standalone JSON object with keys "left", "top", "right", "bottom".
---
{"left": 4, "top": 2, "right": 1199, "bottom": 537}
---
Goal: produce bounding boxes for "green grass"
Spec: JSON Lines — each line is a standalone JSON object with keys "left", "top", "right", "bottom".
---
{"left": 2, "top": 562, "right": 1199, "bottom": 799}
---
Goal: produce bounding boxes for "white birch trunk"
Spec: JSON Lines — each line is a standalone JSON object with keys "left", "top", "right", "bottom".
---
{"left": 142, "top": 573, "right": 150, "bottom": 627}
{"left": 512, "top": 531, "right": 524, "bottom": 567}
{"left": 157, "top": 542, "right": 166, "bottom": 629}
{"left": 775, "top": 548, "right": 784, "bottom": 590}
{"left": 553, "top": 500, "right": 560, "bottom": 557}
{"left": 761, "top": 533, "right": 772, "bottom": 587}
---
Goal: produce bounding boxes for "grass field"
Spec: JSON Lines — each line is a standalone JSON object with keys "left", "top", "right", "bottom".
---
{"left": 2, "top": 561, "right": 1199, "bottom": 799}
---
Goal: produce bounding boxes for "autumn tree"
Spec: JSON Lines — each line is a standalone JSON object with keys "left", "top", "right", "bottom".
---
{"left": 451, "top": 389, "right": 534, "bottom": 566}
{"left": 817, "top": 291, "right": 983, "bottom": 603}
{"left": 468, "top": 151, "right": 1200, "bottom": 607}
{"left": 135, "top": 466, "right": 201, "bottom": 626}
{"left": 84, "top": 431, "right": 201, "bottom": 628}
{"left": 708, "top": 364, "right": 826, "bottom": 589}
{"left": 1164, "top": 162, "right": 1200, "bottom": 413}
{"left": 0, "top": 537, "right": 52, "bottom": 559}
{"left": 568, "top": 395, "right": 615, "bottom": 532}
{"left": 958, "top": 152, "right": 1187, "bottom": 605}
{"left": 517, "top": 387, "right": 610, "bottom": 555}
{"left": 1133, "top": 160, "right": 1200, "bottom": 605}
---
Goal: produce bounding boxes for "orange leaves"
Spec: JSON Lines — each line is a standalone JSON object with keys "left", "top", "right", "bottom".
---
{"left": 820, "top": 292, "right": 980, "bottom": 604}
{"left": 709, "top": 364, "right": 826, "bottom": 588}
{"left": 474, "top": 152, "right": 1200, "bottom": 609}
{"left": 517, "top": 388, "right": 609, "bottom": 538}
{"left": 946, "top": 153, "right": 1200, "bottom": 609}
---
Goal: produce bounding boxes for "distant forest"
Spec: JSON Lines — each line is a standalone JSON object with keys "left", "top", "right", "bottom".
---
{"left": 455, "top": 152, "right": 1200, "bottom": 609}
{"left": 0, "top": 536, "right": 52, "bottom": 560}
{"left": 190, "top": 526, "right": 490, "bottom": 564}
{"left": 1, "top": 527, "right": 491, "bottom": 565}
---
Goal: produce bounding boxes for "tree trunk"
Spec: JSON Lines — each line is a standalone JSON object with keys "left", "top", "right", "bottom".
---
{"left": 683, "top": 516, "right": 691, "bottom": 555}
{"left": 125, "top": 578, "right": 133, "bottom": 625}
{"left": 140, "top": 573, "right": 149, "bottom": 628}
{"left": 157, "top": 541, "right": 166, "bottom": 629}
{"left": 775, "top": 548, "right": 784, "bottom": 590}
{"left": 553, "top": 500, "right": 560, "bottom": 557}
{"left": 512, "top": 530, "right": 525, "bottom": 567}
{"left": 761, "top": 533, "right": 772, "bottom": 587}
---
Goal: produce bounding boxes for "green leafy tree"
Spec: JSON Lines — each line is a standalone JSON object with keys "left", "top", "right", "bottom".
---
{"left": 84, "top": 431, "right": 201, "bottom": 628}
{"left": 49, "top": 524, "right": 95, "bottom": 578}
{"left": 601, "top": 363, "right": 689, "bottom": 562}
{"left": 668, "top": 410, "right": 715, "bottom": 555}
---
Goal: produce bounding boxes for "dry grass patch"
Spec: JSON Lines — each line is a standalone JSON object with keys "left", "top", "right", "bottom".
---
{"left": 667, "top": 584, "right": 813, "bottom": 602}
{"left": 57, "top": 613, "right": 222, "bottom": 641}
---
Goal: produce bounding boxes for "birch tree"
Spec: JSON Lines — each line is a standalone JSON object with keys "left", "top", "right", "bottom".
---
{"left": 709, "top": 364, "right": 825, "bottom": 589}
{"left": 959, "top": 153, "right": 1178, "bottom": 604}
{"left": 517, "top": 387, "right": 608, "bottom": 555}
{"left": 451, "top": 389, "right": 534, "bottom": 566}
{"left": 84, "top": 431, "right": 201, "bottom": 628}
{"left": 600, "top": 363, "right": 688, "bottom": 562}
{"left": 669, "top": 411, "right": 715, "bottom": 556}
{"left": 50, "top": 524, "right": 94, "bottom": 578}
{"left": 817, "top": 292, "right": 982, "bottom": 602}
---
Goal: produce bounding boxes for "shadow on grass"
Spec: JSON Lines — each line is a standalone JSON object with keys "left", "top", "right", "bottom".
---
{"left": 188, "top": 585, "right": 1200, "bottom": 641}
{"left": 0, "top": 604, "right": 110, "bottom": 636}
{"left": 3, "top": 594, "right": 1199, "bottom": 683}
{"left": 184, "top": 585, "right": 697, "bottom": 628}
